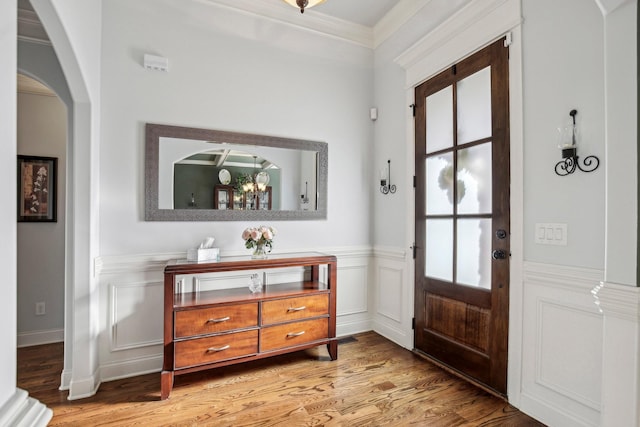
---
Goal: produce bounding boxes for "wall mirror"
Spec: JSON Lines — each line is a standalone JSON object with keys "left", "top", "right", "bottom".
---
{"left": 145, "top": 123, "right": 328, "bottom": 221}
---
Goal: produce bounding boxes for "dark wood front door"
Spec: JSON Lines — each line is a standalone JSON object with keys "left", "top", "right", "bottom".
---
{"left": 413, "top": 38, "right": 510, "bottom": 395}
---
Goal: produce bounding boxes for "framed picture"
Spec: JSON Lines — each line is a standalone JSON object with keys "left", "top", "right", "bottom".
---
{"left": 17, "top": 155, "right": 57, "bottom": 222}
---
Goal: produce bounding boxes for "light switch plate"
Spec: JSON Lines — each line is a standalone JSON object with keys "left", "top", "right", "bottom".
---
{"left": 535, "top": 223, "right": 567, "bottom": 246}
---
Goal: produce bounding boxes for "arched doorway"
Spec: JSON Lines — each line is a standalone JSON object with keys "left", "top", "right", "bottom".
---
{"left": 16, "top": 73, "right": 67, "bottom": 351}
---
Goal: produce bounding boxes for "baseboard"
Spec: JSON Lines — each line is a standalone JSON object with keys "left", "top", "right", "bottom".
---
{"left": 0, "top": 388, "right": 52, "bottom": 427}
{"left": 17, "top": 328, "right": 64, "bottom": 348}
{"left": 372, "top": 319, "right": 412, "bottom": 350}
{"left": 67, "top": 372, "right": 100, "bottom": 401}
{"left": 519, "top": 392, "right": 595, "bottom": 427}
{"left": 99, "top": 354, "right": 163, "bottom": 383}
{"left": 336, "top": 319, "right": 372, "bottom": 338}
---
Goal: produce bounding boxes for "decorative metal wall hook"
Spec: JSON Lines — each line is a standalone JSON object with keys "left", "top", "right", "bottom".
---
{"left": 380, "top": 159, "right": 396, "bottom": 194}
{"left": 554, "top": 109, "right": 600, "bottom": 176}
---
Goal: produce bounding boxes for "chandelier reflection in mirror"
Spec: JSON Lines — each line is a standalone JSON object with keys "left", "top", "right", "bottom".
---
{"left": 555, "top": 109, "right": 600, "bottom": 176}
{"left": 380, "top": 159, "right": 396, "bottom": 194}
{"left": 241, "top": 156, "right": 269, "bottom": 193}
{"left": 283, "top": 0, "right": 326, "bottom": 13}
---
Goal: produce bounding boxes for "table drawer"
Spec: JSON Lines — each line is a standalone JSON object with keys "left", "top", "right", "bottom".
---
{"left": 175, "top": 329, "right": 258, "bottom": 369}
{"left": 260, "top": 318, "right": 328, "bottom": 352}
{"left": 175, "top": 303, "right": 258, "bottom": 338}
{"left": 261, "top": 294, "right": 329, "bottom": 325}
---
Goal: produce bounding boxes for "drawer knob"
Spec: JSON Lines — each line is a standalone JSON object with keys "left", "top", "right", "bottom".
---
{"left": 286, "top": 331, "right": 306, "bottom": 338}
{"left": 206, "top": 344, "right": 230, "bottom": 353}
{"left": 206, "top": 316, "right": 230, "bottom": 324}
{"left": 287, "top": 306, "right": 306, "bottom": 312}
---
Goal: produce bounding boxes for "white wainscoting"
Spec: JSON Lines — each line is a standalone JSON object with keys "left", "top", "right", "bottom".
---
{"left": 520, "top": 262, "right": 604, "bottom": 427}
{"left": 95, "top": 247, "right": 373, "bottom": 383}
{"left": 371, "top": 246, "right": 413, "bottom": 350}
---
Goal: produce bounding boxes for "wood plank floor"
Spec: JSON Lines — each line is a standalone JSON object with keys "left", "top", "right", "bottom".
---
{"left": 17, "top": 332, "right": 545, "bottom": 426}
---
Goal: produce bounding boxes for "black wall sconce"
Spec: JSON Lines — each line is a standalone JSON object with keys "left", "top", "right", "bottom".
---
{"left": 380, "top": 159, "right": 396, "bottom": 194}
{"left": 555, "top": 109, "right": 600, "bottom": 176}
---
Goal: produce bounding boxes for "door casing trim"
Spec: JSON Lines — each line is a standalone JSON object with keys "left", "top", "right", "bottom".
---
{"left": 396, "top": 0, "right": 524, "bottom": 405}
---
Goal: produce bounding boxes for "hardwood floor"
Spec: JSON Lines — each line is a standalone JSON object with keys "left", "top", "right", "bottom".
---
{"left": 17, "top": 332, "right": 545, "bottom": 426}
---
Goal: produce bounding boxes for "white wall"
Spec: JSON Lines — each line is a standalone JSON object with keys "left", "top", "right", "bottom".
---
{"left": 522, "top": 0, "right": 606, "bottom": 269}
{"left": 99, "top": 0, "right": 374, "bottom": 256}
{"left": 17, "top": 91, "right": 67, "bottom": 345}
{"left": 91, "top": 0, "right": 375, "bottom": 389}
{"left": 604, "top": 0, "right": 638, "bottom": 286}
{"left": 0, "top": 0, "right": 18, "bottom": 408}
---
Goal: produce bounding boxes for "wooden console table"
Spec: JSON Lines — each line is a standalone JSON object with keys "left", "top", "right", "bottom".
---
{"left": 161, "top": 252, "right": 338, "bottom": 400}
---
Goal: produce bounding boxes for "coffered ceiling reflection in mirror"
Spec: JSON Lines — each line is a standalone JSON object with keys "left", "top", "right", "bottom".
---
{"left": 145, "top": 124, "right": 328, "bottom": 221}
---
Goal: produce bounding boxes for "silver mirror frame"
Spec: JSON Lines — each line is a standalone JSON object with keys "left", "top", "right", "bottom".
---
{"left": 145, "top": 123, "right": 328, "bottom": 221}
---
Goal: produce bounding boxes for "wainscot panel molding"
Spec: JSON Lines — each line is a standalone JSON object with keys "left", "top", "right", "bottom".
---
{"left": 371, "top": 246, "right": 412, "bottom": 350}
{"left": 110, "top": 281, "right": 163, "bottom": 351}
{"left": 521, "top": 262, "right": 604, "bottom": 427}
{"left": 95, "top": 247, "right": 372, "bottom": 383}
{"left": 592, "top": 281, "right": 640, "bottom": 427}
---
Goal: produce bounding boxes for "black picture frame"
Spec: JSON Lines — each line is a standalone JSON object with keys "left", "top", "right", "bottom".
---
{"left": 17, "top": 155, "right": 57, "bottom": 222}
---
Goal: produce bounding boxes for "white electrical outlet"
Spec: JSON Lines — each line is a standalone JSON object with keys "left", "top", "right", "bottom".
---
{"left": 35, "top": 302, "right": 46, "bottom": 316}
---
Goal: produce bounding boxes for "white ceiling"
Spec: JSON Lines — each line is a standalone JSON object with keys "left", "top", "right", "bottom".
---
{"left": 309, "top": 0, "right": 398, "bottom": 27}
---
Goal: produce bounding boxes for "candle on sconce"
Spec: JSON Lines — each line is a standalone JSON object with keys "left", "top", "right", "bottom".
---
{"left": 379, "top": 168, "right": 387, "bottom": 187}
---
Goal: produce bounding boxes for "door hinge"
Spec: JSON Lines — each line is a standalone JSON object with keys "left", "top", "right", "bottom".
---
{"left": 410, "top": 104, "right": 416, "bottom": 117}
{"left": 411, "top": 244, "right": 417, "bottom": 259}
{"left": 413, "top": 175, "right": 416, "bottom": 188}
{"left": 412, "top": 317, "right": 415, "bottom": 330}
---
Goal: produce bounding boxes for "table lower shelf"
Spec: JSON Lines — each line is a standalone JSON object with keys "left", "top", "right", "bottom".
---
{"left": 160, "top": 338, "right": 338, "bottom": 400}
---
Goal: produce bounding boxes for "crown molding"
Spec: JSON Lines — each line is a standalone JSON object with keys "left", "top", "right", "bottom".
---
{"left": 394, "top": 0, "right": 518, "bottom": 70}
{"left": 202, "top": 0, "right": 373, "bottom": 48}
{"left": 373, "top": 0, "right": 433, "bottom": 48}
{"left": 202, "top": 0, "right": 436, "bottom": 50}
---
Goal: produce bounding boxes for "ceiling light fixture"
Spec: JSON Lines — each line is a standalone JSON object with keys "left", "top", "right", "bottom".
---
{"left": 283, "top": 0, "right": 326, "bottom": 14}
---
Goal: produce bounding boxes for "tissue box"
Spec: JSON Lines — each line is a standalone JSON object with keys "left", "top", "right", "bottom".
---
{"left": 187, "top": 247, "right": 219, "bottom": 262}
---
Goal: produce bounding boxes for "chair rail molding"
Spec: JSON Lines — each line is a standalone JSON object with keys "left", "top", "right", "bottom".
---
{"left": 592, "top": 281, "right": 640, "bottom": 427}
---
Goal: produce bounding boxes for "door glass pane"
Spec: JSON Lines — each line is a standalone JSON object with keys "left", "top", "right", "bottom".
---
{"left": 425, "top": 219, "right": 453, "bottom": 282}
{"left": 457, "top": 218, "right": 491, "bottom": 289}
{"left": 457, "top": 66, "right": 491, "bottom": 144}
{"left": 457, "top": 142, "right": 492, "bottom": 214}
{"left": 425, "top": 153, "right": 454, "bottom": 215}
{"left": 426, "top": 86, "right": 453, "bottom": 154}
